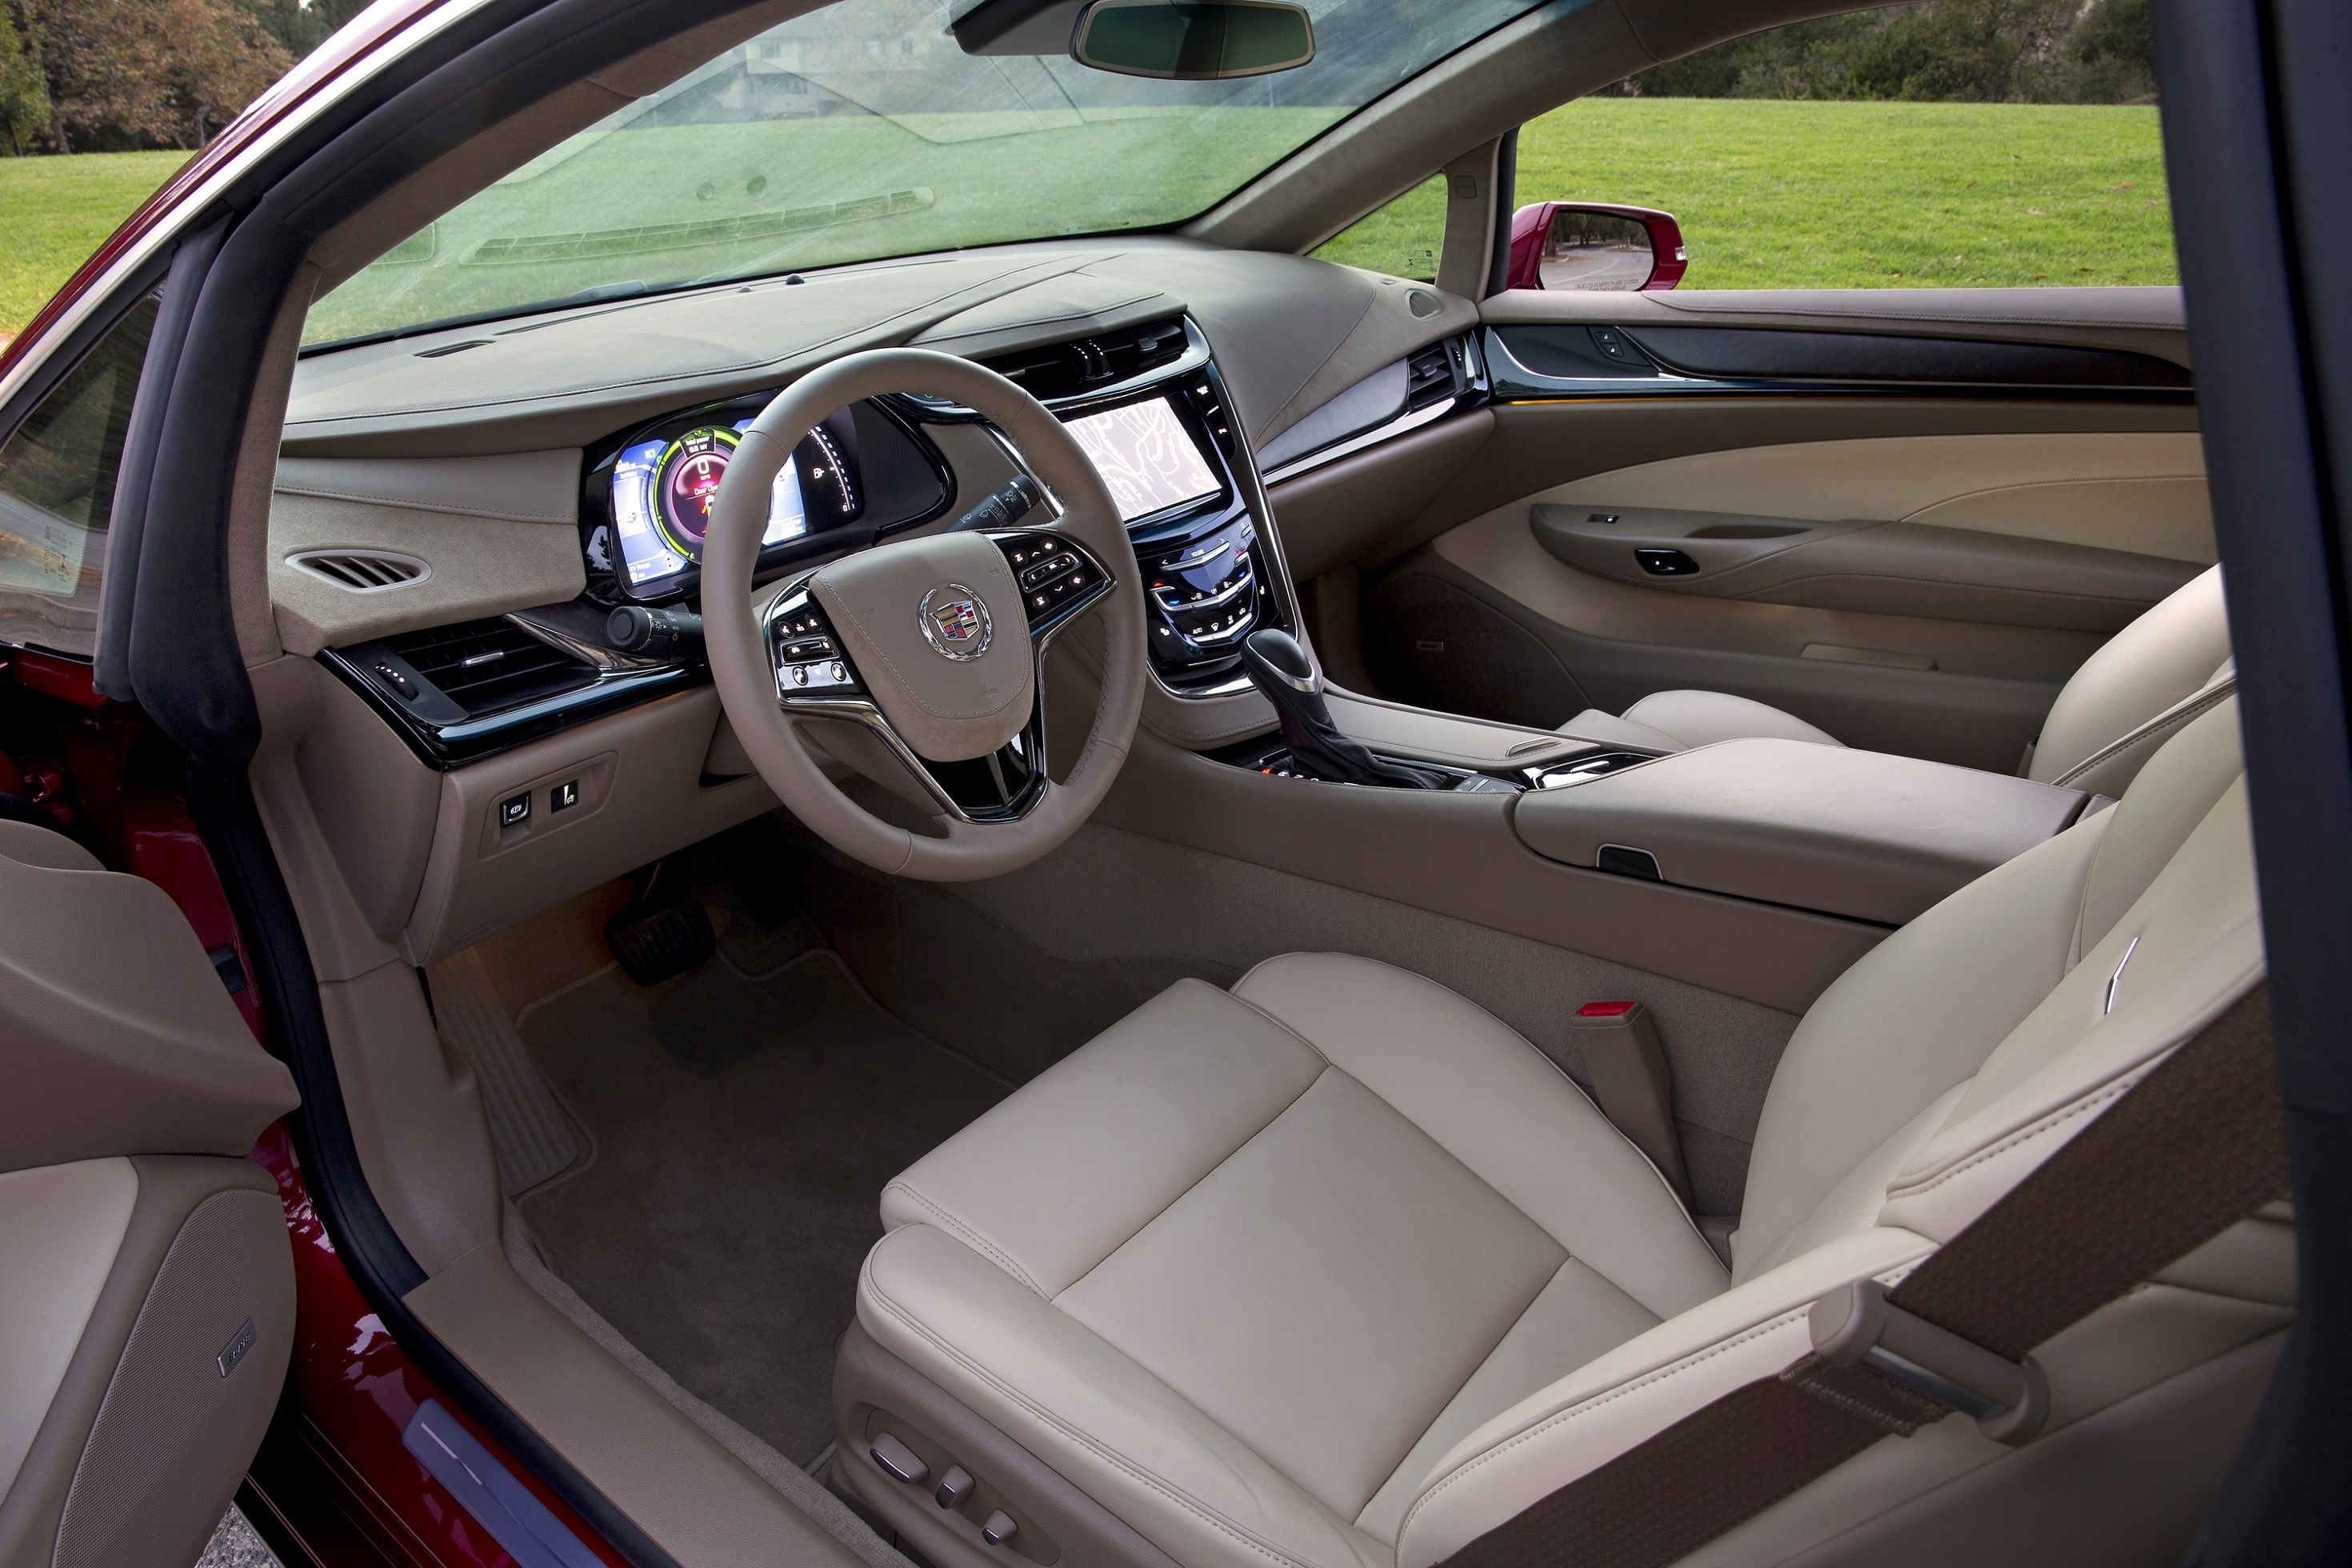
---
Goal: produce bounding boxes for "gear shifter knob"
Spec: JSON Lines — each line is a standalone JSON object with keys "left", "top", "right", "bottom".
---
{"left": 1241, "top": 626, "right": 1318, "bottom": 692}
{"left": 1241, "top": 628, "right": 1442, "bottom": 789}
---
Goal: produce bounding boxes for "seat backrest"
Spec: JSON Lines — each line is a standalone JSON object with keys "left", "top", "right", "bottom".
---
{"left": 1734, "top": 693, "right": 2252, "bottom": 1282}
{"left": 1397, "top": 700, "right": 2282, "bottom": 1568}
{"left": 2027, "top": 565, "right": 2231, "bottom": 790}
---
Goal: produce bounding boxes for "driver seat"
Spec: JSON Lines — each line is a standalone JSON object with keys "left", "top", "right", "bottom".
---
{"left": 834, "top": 698, "right": 2286, "bottom": 1568}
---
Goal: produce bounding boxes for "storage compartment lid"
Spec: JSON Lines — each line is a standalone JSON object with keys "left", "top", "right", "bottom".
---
{"left": 1512, "top": 738, "right": 2089, "bottom": 926}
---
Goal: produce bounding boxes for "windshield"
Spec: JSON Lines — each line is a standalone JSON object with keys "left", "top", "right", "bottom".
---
{"left": 303, "top": 0, "right": 1554, "bottom": 347}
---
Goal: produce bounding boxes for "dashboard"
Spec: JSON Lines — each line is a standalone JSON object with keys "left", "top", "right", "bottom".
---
{"left": 278, "top": 240, "right": 1486, "bottom": 770}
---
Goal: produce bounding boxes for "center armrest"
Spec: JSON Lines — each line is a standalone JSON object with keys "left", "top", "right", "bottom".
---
{"left": 1511, "top": 738, "right": 2090, "bottom": 926}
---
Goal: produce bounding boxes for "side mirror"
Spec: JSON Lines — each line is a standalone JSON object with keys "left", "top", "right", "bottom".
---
{"left": 1506, "top": 202, "right": 1687, "bottom": 292}
{"left": 1071, "top": 0, "right": 1314, "bottom": 79}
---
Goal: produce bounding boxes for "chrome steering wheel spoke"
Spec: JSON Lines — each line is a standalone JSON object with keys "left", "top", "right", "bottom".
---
{"left": 762, "top": 528, "right": 1115, "bottom": 826}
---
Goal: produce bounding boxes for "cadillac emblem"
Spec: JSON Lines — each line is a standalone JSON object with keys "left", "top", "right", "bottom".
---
{"left": 918, "top": 584, "right": 992, "bottom": 661}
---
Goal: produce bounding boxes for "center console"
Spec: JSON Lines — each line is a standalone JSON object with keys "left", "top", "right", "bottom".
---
{"left": 899, "top": 318, "right": 1309, "bottom": 698}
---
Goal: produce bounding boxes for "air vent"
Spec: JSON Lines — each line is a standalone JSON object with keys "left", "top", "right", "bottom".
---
{"left": 414, "top": 339, "right": 491, "bottom": 359}
{"left": 382, "top": 618, "right": 594, "bottom": 716}
{"left": 1404, "top": 341, "right": 1459, "bottom": 412}
{"left": 981, "top": 317, "right": 1189, "bottom": 402}
{"left": 289, "top": 549, "right": 431, "bottom": 592}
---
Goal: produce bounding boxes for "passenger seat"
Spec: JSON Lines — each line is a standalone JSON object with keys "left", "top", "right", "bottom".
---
{"left": 1560, "top": 565, "right": 2234, "bottom": 798}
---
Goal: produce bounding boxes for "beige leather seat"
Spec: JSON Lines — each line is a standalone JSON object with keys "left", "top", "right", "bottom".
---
{"left": 1559, "top": 566, "right": 2235, "bottom": 798}
{"left": 835, "top": 697, "right": 2283, "bottom": 1568}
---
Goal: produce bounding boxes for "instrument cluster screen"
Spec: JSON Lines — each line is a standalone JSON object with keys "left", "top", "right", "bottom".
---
{"left": 1063, "top": 396, "right": 1222, "bottom": 523}
{"left": 610, "top": 415, "right": 856, "bottom": 590}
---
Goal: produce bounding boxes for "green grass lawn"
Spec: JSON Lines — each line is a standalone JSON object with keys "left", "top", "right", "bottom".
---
{"left": 0, "top": 151, "right": 190, "bottom": 338}
{"left": 1317, "top": 98, "right": 2174, "bottom": 289}
{"left": 0, "top": 98, "right": 2175, "bottom": 341}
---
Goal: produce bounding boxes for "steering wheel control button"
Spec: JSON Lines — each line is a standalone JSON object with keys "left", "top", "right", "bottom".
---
{"left": 934, "top": 1466, "right": 975, "bottom": 1509}
{"left": 498, "top": 793, "right": 530, "bottom": 828}
{"left": 918, "top": 583, "right": 994, "bottom": 661}
{"left": 982, "top": 1511, "right": 1019, "bottom": 1548}
{"left": 870, "top": 1434, "right": 928, "bottom": 1486}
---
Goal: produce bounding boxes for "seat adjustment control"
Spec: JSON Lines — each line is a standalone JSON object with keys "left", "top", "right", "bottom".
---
{"left": 870, "top": 1433, "right": 928, "bottom": 1486}
{"left": 935, "top": 1465, "right": 974, "bottom": 1508}
{"left": 982, "top": 1510, "right": 1019, "bottom": 1548}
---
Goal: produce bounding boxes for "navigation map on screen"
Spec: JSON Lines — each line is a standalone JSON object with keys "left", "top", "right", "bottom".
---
{"left": 1063, "top": 398, "right": 1221, "bottom": 522}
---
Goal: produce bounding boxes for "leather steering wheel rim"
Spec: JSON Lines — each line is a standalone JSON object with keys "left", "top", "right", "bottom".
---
{"left": 702, "top": 348, "right": 1146, "bottom": 881}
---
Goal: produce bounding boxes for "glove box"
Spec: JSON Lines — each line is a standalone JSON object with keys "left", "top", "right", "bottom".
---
{"left": 1511, "top": 738, "right": 2095, "bottom": 926}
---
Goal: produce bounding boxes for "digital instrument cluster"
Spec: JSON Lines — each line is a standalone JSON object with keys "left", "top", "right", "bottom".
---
{"left": 607, "top": 415, "right": 859, "bottom": 590}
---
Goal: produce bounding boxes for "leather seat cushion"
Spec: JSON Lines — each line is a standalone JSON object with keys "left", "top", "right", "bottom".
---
{"left": 860, "top": 957, "right": 1728, "bottom": 1558}
{"left": 1559, "top": 690, "right": 1844, "bottom": 753}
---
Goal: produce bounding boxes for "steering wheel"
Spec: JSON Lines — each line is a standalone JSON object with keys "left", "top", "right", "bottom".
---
{"left": 702, "top": 349, "right": 1146, "bottom": 881}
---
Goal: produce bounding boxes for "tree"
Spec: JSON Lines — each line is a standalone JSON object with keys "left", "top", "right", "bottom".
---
{"left": 1607, "top": 0, "right": 2156, "bottom": 106}
{"left": 21, "top": 0, "right": 174, "bottom": 150}
{"left": 20, "top": 0, "right": 290, "bottom": 151}
{"left": 162, "top": 0, "right": 292, "bottom": 146}
{"left": 0, "top": 5, "right": 50, "bottom": 155}
{"left": 242, "top": 0, "right": 371, "bottom": 59}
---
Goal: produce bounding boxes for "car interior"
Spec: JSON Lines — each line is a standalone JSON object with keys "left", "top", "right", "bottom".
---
{"left": 0, "top": 1, "right": 2301, "bottom": 1566}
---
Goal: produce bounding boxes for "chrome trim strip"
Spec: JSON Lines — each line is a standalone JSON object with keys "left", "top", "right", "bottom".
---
{"left": 1152, "top": 567, "right": 1253, "bottom": 613}
{"left": 1259, "top": 395, "right": 1465, "bottom": 486}
{"left": 503, "top": 609, "right": 671, "bottom": 674}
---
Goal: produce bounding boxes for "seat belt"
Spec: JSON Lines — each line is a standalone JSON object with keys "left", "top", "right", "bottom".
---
{"left": 1438, "top": 982, "right": 2289, "bottom": 1568}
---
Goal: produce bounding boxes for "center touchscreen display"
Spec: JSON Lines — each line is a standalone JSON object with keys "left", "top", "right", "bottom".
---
{"left": 1063, "top": 397, "right": 1221, "bottom": 522}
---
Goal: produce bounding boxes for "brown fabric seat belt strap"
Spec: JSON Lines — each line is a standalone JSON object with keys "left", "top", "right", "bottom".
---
{"left": 1437, "top": 982, "right": 2289, "bottom": 1568}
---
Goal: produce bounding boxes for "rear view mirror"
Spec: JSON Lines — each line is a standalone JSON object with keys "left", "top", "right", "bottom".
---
{"left": 1071, "top": 0, "right": 1314, "bottom": 79}
{"left": 1506, "top": 202, "right": 1688, "bottom": 292}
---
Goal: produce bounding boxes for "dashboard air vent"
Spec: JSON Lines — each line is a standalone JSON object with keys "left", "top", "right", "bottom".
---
{"left": 982, "top": 317, "right": 1189, "bottom": 402}
{"left": 288, "top": 549, "right": 430, "bottom": 592}
{"left": 1404, "top": 342, "right": 1459, "bottom": 412}
{"left": 382, "top": 618, "right": 594, "bottom": 715}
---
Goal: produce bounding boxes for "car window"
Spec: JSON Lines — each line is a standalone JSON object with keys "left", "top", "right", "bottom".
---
{"left": 1310, "top": 174, "right": 1446, "bottom": 282}
{"left": 0, "top": 295, "right": 159, "bottom": 658}
{"left": 305, "top": 0, "right": 1558, "bottom": 349}
{"left": 1518, "top": 6, "right": 2172, "bottom": 290}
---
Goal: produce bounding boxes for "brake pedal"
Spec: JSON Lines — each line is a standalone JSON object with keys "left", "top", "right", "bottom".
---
{"left": 606, "top": 898, "right": 715, "bottom": 986}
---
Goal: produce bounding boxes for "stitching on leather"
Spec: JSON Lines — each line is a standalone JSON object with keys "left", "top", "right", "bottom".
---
{"left": 2054, "top": 681, "right": 2234, "bottom": 789}
{"left": 862, "top": 1253, "right": 1337, "bottom": 1568}
{"left": 883, "top": 1182, "right": 1048, "bottom": 1296}
{"left": 1394, "top": 1307, "right": 1815, "bottom": 1549}
{"left": 1882, "top": 1073, "right": 2139, "bottom": 1202}
{"left": 1059, "top": 1066, "right": 1333, "bottom": 1298}
{"left": 1230, "top": 963, "right": 1714, "bottom": 1263}
{"left": 271, "top": 484, "right": 576, "bottom": 524}
{"left": 1359, "top": 1257, "right": 1595, "bottom": 1534}
{"left": 1226, "top": 990, "right": 1338, "bottom": 1070}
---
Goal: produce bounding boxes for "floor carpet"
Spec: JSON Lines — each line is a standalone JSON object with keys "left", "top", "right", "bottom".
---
{"left": 517, "top": 944, "right": 1008, "bottom": 1463}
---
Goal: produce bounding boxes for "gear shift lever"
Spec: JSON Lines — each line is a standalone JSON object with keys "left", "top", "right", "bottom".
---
{"left": 1240, "top": 629, "right": 1444, "bottom": 789}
